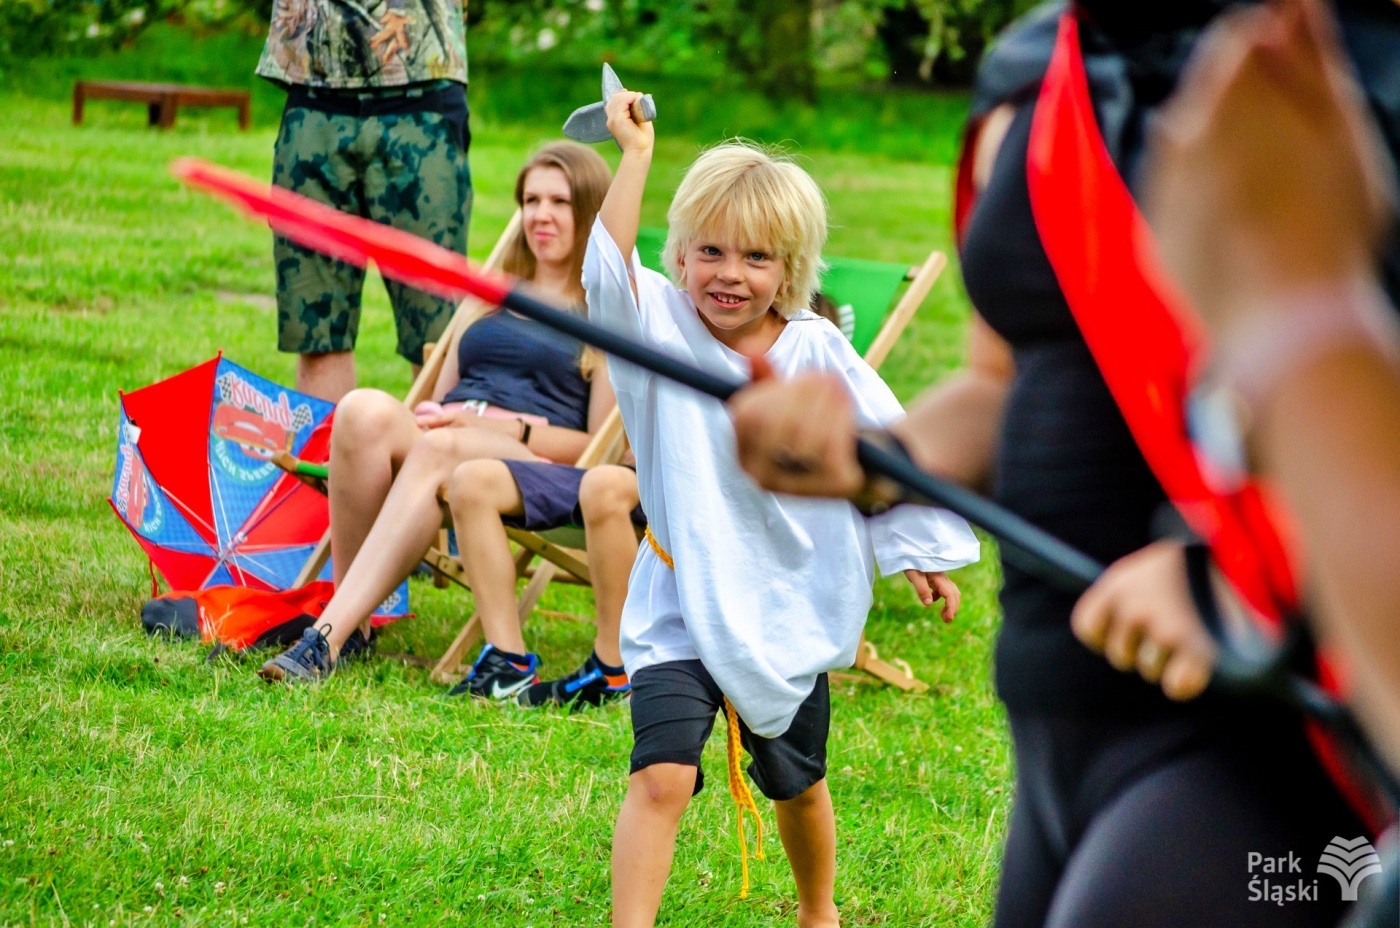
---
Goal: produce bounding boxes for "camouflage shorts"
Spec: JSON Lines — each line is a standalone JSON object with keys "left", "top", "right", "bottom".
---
{"left": 272, "top": 83, "right": 472, "bottom": 364}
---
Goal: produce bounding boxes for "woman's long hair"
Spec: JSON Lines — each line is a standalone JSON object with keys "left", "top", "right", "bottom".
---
{"left": 502, "top": 141, "right": 612, "bottom": 303}
{"left": 501, "top": 141, "right": 612, "bottom": 379}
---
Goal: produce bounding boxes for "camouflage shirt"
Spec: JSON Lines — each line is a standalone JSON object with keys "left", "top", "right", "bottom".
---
{"left": 256, "top": 0, "right": 467, "bottom": 90}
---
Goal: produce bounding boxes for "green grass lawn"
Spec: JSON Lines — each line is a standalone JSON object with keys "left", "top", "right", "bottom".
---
{"left": 0, "top": 42, "right": 1009, "bottom": 927}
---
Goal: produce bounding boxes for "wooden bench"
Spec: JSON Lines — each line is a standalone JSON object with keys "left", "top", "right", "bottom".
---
{"left": 73, "top": 80, "right": 251, "bottom": 130}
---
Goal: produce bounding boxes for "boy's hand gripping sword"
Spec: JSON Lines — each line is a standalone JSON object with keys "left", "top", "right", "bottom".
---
{"left": 563, "top": 63, "right": 656, "bottom": 144}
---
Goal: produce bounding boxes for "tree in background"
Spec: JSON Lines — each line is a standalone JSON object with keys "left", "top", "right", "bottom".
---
{"left": 876, "top": 0, "right": 1042, "bottom": 86}
{"left": 724, "top": 0, "right": 816, "bottom": 104}
{"left": 469, "top": 0, "right": 1039, "bottom": 93}
{"left": 465, "top": 0, "right": 755, "bottom": 78}
{"left": 1, "top": 0, "right": 267, "bottom": 61}
{"left": 5, "top": 0, "right": 1041, "bottom": 96}
{"left": 2, "top": 0, "right": 172, "bottom": 58}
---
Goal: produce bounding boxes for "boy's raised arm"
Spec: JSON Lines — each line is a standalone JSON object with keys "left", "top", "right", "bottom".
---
{"left": 598, "top": 90, "right": 655, "bottom": 263}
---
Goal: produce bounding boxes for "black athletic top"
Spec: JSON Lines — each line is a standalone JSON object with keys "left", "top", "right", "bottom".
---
{"left": 961, "top": 0, "right": 1400, "bottom": 716}
{"left": 962, "top": 103, "right": 1182, "bottom": 716}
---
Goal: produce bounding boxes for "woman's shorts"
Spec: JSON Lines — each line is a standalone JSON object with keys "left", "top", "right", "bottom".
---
{"left": 500, "top": 461, "right": 646, "bottom": 532}
{"left": 629, "top": 660, "right": 830, "bottom": 802}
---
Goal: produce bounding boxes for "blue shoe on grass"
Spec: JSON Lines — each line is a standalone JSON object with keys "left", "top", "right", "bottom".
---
{"left": 448, "top": 643, "right": 540, "bottom": 701}
{"left": 517, "top": 652, "right": 630, "bottom": 709}
{"left": 258, "top": 624, "right": 334, "bottom": 684}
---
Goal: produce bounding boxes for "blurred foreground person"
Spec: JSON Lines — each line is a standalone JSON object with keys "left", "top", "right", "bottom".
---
{"left": 730, "top": 1, "right": 1400, "bottom": 924}
{"left": 1143, "top": 0, "right": 1400, "bottom": 771}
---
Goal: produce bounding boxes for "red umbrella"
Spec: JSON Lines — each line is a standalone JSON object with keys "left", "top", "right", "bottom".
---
{"left": 111, "top": 355, "right": 340, "bottom": 594}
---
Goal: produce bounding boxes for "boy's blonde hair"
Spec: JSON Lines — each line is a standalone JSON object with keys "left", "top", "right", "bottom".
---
{"left": 663, "top": 142, "right": 827, "bottom": 318}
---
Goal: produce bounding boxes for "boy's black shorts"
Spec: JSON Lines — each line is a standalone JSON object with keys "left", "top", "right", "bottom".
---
{"left": 628, "top": 660, "right": 829, "bottom": 802}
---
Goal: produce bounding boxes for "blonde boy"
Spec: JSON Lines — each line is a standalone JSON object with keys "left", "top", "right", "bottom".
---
{"left": 591, "top": 92, "right": 980, "bottom": 928}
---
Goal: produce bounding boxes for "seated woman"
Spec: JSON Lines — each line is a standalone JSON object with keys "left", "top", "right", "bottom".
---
{"left": 444, "top": 291, "right": 849, "bottom": 706}
{"left": 257, "top": 140, "right": 614, "bottom": 683}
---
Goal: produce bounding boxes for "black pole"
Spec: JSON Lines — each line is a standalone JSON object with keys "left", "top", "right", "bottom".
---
{"left": 501, "top": 285, "right": 1105, "bottom": 594}
{"left": 497, "top": 284, "right": 1400, "bottom": 821}
{"left": 854, "top": 438, "right": 1104, "bottom": 591}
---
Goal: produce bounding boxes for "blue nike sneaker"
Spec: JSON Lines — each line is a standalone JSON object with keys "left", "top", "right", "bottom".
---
{"left": 517, "top": 652, "right": 630, "bottom": 709}
{"left": 448, "top": 643, "right": 541, "bottom": 701}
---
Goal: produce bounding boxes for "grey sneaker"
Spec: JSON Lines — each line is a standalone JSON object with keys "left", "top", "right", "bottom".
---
{"left": 258, "top": 625, "right": 335, "bottom": 684}
{"left": 338, "top": 627, "right": 376, "bottom": 664}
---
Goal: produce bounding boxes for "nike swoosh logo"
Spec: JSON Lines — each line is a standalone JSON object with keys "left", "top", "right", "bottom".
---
{"left": 489, "top": 677, "right": 534, "bottom": 700}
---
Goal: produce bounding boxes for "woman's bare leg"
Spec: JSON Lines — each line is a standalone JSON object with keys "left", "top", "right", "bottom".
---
{"left": 773, "top": 779, "right": 840, "bottom": 928}
{"left": 327, "top": 389, "right": 422, "bottom": 587}
{"left": 318, "top": 425, "right": 535, "bottom": 656}
{"left": 578, "top": 465, "right": 641, "bottom": 667}
{"left": 612, "top": 763, "right": 696, "bottom": 928}
{"left": 446, "top": 459, "right": 529, "bottom": 655}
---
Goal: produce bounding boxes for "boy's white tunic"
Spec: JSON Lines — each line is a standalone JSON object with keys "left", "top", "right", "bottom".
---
{"left": 585, "top": 219, "right": 980, "bottom": 737}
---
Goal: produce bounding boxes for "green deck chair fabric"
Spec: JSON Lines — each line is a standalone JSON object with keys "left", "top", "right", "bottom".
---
{"left": 633, "top": 227, "right": 911, "bottom": 356}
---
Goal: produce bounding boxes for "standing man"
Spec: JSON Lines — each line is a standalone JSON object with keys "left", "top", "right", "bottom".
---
{"left": 257, "top": 0, "right": 471, "bottom": 401}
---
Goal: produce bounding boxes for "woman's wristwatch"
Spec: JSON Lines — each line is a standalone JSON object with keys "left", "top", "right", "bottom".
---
{"left": 518, "top": 419, "right": 533, "bottom": 447}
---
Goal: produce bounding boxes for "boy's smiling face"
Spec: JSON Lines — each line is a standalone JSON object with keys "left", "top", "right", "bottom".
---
{"left": 679, "top": 236, "right": 786, "bottom": 345}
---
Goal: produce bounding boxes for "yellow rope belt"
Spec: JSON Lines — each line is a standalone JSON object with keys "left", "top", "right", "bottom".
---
{"left": 644, "top": 526, "right": 766, "bottom": 897}
{"left": 643, "top": 526, "right": 674, "bottom": 569}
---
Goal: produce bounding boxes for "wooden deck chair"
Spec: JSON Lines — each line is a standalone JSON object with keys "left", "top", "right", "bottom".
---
{"left": 428, "top": 227, "right": 948, "bottom": 691}
{"left": 286, "top": 211, "right": 524, "bottom": 589}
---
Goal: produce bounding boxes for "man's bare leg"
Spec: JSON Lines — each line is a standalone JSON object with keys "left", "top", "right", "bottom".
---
{"left": 297, "top": 350, "right": 356, "bottom": 403}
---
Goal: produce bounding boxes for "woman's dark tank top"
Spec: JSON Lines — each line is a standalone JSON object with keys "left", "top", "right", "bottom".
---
{"left": 961, "top": 102, "right": 1190, "bottom": 716}
{"left": 441, "top": 311, "right": 590, "bottom": 432}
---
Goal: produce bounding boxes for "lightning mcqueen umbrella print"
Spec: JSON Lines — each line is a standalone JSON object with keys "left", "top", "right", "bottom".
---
{"left": 110, "top": 355, "right": 407, "bottom": 618}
